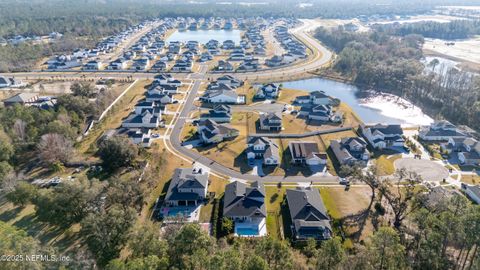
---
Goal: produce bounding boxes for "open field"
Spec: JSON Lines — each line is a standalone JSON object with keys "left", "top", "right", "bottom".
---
{"left": 318, "top": 186, "right": 374, "bottom": 242}
{"left": 424, "top": 37, "right": 480, "bottom": 69}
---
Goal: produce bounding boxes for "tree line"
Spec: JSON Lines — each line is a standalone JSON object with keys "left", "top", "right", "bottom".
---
{"left": 314, "top": 26, "right": 480, "bottom": 131}
{"left": 373, "top": 20, "right": 480, "bottom": 40}
{"left": 3, "top": 166, "right": 480, "bottom": 269}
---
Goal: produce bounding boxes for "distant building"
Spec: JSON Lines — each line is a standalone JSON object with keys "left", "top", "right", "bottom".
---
{"left": 3, "top": 93, "right": 39, "bottom": 107}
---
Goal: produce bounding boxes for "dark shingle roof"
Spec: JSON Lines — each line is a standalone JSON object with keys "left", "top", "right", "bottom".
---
{"left": 224, "top": 181, "right": 267, "bottom": 218}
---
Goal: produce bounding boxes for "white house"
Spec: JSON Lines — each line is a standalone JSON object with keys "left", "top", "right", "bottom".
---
{"left": 202, "top": 90, "right": 242, "bottom": 104}
{"left": 361, "top": 124, "right": 405, "bottom": 150}
{"left": 246, "top": 137, "right": 280, "bottom": 166}
{"left": 419, "top": 120, "right": 467, "bottom": 141}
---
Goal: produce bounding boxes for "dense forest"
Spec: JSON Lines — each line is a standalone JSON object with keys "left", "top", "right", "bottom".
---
{"left": 314, "top": 27, "right": 480, "bottom": 130}
{"left": 1, "top": 0, "right": 477, "bottom": 37}
{"left": 374, "top": 20, "right": 480, "bottom": 40}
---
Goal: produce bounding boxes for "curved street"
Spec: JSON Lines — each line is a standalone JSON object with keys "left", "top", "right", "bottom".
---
{"left": 163, "top": 20, "right": 339, "bottom": 183}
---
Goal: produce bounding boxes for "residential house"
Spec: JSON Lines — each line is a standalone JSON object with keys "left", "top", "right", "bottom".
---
{"left": 215, "top": 60, "right": 234, "bottom": 72}
{"left": 217, "top": 75, "right": 243, "bottom": 88}
{"left": 3, "top": 93, "right": 39, "bottom": 106}
{"left": 223, "top": 181, "right": 268, "bottom": 237}
{"left": 115, "top": 128, "right": 153, "bottom": 148}
{"left": 145, "top": 93, "right": 176, "bottom": 104}
{"left": 200, "top": 104, "right": 232, "bottom": 123}
{"left": 222, "top": 40, "right": 235, "bottom": 50}
{"left": 108, "top": 58, "right": 128, "bottom": 70}
{"left": 246, "top": 137, "right": 280, "bottom": 166}
{"left": 83, "top": 60, "right": 102, "bottom": 70}
{"left": 330, "top": 137, "right": 370, "bottom": 166}
{"left": 361, "top": 124, "right": 405, "bottom": 150}
{"left": 265, "top": 55, "right": 284, "bottom": 67}
{"left": 462, "top": 184, "right": 480, "bottom": 204}
{"left": 443, "top": 137, "right": 480, "bottom": 166}
{"left": 259, "top": 112, "right": 282, "bottom": 132}
{"left": 419, "top": 120, "right": 467, "bottom": 141}
{"left": 255, "top": 83, "right": 280, "bottom": 99}
{"left": 286, "top": 187, "right": 332, "bottom": 240}
{"left": 202, "top": 90, "right": 243, "bottom": 104}
{"left": 289, "top": 141, "right": 327, "bottom": 166}
{"left": 294, "top": 91, "right": 332, "bottom": 106}
{"left": 122, "top": 111, "right": 160, "bottom": 129}
{"left": 197, "top": 119, "right": 239, "bottom": 144}
{"left": 151, "top": 61, "right": 168, "bottom": 72}
{"left": 164, "top": 168, "right": 208, "bottom": 207}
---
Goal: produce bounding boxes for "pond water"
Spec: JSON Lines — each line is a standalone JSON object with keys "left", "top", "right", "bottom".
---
{"left": 166, "top": 29, "right": 242, "bottom": 44}
{"left": 280, "top": 78, "right": 433, "bottom": 126}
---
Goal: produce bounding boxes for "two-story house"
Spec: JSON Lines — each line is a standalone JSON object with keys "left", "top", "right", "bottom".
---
{"left": 223, "top": 181, "right": 268, "bottom": 237}
{"left": 289, "top": 141, "right": 327, "bottom": 166}
{"left": 164, "top": 168, "right": 208, "bottom": 207}
{"left": 197, "top": 119, "right": 239, "bottom": 144}
{"left": 246, "top": 136, "right": 280, "bottom": 166}
{"left": 259, "top": 112, "right": 282, "bottom": 132}
{"left": 361, "top": 124, "right": 405, "bottom": 150}
{"left": 330, "top": 137, "right": 370, "bottom": 166}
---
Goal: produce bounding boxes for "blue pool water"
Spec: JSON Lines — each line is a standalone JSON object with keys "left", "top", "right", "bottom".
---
{"left": 236, "top": 227, "right": 259, "bottom": 236}
{"left": 166, "top": 29, "right": 242, "bottom": 44}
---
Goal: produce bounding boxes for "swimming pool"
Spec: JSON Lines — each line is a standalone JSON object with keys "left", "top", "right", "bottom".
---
{"left": 235, "top": 227, "right": 259, "bottom": 236}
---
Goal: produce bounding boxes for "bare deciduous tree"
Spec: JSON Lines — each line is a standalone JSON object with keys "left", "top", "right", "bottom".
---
{"left": 37, "top": 133, "right": 73, "bottom": 166}
{"left": 13, "top": 119, "right": 27, "bottom": 142}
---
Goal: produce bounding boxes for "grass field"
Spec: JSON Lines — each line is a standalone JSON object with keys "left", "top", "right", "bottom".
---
{"left": 375, "top": 154, "right": 402, "bottom": 176}
{"left": 265, "top": 186, "right": 289, "bottom": 239}
{"left": 461, "top": 174, "right": 480, "bottom": 185}
{"left": 277, "top": 88, "right": 308, "bottom": 104}
{"left": 318, "top": 186, "right": 374, "bottom": 242}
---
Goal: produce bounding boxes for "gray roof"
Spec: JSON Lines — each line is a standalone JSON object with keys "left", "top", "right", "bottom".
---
{"left": 464, "top": 185, "right": 480, "bottom": 201}
{"left": 4, "top": 93, "right": 38, "bottom": 103}
{"left": 289, "top": 141, "right": 320, "bottom": 159}
{"left": 165, "top": 168, "right": 208, "bottom": 202}
{"left": 330, "top": 137, "right": 369, "bottom": 164}
{"left": 286, "top": 187, "right": 332, "bottom": 236}
{"left": 223, "top": 181, "right": 267, "bottom": 218}
{"left": 367, "top": 124, "right": 403, "bottom": 136}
